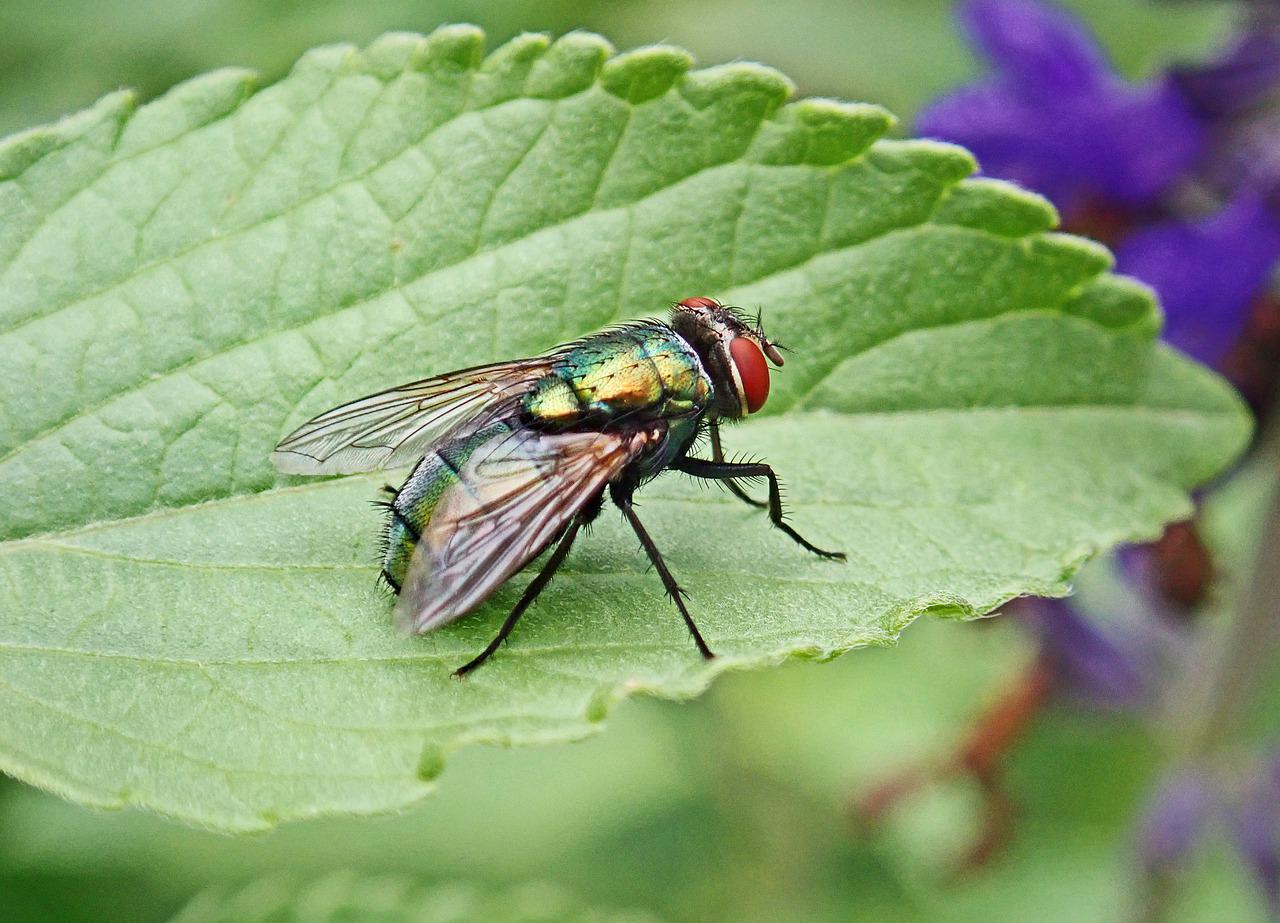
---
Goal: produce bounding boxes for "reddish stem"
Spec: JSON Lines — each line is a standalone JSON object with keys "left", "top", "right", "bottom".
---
{"left": 956, "top": 655, "right": 1056, "bottom": 782}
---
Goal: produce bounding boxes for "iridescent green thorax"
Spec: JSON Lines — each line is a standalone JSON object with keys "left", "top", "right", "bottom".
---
{"left": 522, "top": 324, "right": 711, "bottom": 428}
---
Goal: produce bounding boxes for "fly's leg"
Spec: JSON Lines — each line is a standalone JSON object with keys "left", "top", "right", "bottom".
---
{"left": 611, "top": 485, "right": 715, "bottom": 660}
{"left": 673, "top": 456, "right": 846, "bottom": 561}
{"left": 708, "top": 420, "right": 766, "bottom": 509}
{"left": 453, "top": 518, "right": 584, "bottom": 678}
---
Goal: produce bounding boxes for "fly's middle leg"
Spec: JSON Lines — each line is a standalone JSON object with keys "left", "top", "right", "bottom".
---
{"left": 610, "top": 484, "right": 715, "bottom": 660}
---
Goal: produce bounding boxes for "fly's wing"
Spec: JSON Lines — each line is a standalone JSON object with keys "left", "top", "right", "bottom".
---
{"left": 271, "top": 359, "right": 552, "bottom": 475}
{"left": 395, "top": 425, "right": 663, "bottom": 634}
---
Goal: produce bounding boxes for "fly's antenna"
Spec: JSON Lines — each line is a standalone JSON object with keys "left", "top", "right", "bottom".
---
{"left": 751, "top": 305, "right": 792, "bottom": 360}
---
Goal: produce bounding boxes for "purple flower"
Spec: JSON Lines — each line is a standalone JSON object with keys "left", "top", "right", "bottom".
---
{"left": 1229, "top": 749, "right": 1280, "bottom": 913}
{"left": 1138, "top": 752, "right": 1280, "bottom": 910}
{"left": 1015, "top": 598, "right": 1153, "bottom": 710}
{"left": 1115, "top": 194, "right": 1280, "bottom": 366}
{"left": 1175, "top": 31, "right": 1280, "bottom": 119}
{"left": 1175, "top": 14, "right": 1280, "bottom": 205}
{"left": 920, "top": 0, "right": 1280, "bottom": 373}
{"left": 908, "top": 4, "right": 1280, "bottom": 901}
{"left": 917, "top": 0, "right": 1204, "bottom": 215}
{"left": 1139, "top": 768, "right": 1217, "bottom": 873}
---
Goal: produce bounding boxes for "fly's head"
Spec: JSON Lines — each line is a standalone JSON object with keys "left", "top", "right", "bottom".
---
{"left": 670, "top": 296, "right": 785, "bottom": 420}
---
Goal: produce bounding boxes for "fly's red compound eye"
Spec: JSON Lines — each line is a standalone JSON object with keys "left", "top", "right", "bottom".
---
{"left": 730, "top": 336, "right": 770, "bottom": 413}
{"left": 678, "top": 296, "right": 720, "bottom": 309}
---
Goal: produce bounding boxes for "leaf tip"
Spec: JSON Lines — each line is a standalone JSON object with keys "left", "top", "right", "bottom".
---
{"left": 754, "top": 97, "right": 895, "bottom": 166}
{"left": 600, "top": 44, "right": 694, "bottom": 103}
{"left": 114, "top": 66, "right": 260, "bottom": 158}
{"left": 1061, "top": 273, "right": 1162, "bottom": 336}
{"left": 488, "top": 30, "right": 553, "bottom": 69}
{"left": 0, "top": 87, "right": 136, "bottom": 180}
{"left": 585, "top": 686, "right": 614, "bottom": 723}
{"left": 868, "top": 137, "right": 977, "bottom": 186}
{"left": 524, "top": 31, "right": 614, "bottom": 99}
{"left": 931, "top": 177, "right": 1060, "bottom": 237}
{"left": 1037, "top": 231, "right": 1114, "bottom": 276}
{"left": 682, "top": 61, "right": 795, "bottom": 112}
{"left": 415, "top": 23, "right": 487, "bottom": 73}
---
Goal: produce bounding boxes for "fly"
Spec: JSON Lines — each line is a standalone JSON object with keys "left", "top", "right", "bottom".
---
{"left": 272, "top": 298, "right": 844, "bottom": 675}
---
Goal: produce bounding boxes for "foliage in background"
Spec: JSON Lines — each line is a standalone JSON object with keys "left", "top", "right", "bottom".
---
{"left": 0, "top": 0, "right": 1231, "bottom": 138}
{"left": 0, "top": 2, "right": 1273, "bottom": 922}
{"left": 169, "top": 875, "right": 661, "bottom": 923}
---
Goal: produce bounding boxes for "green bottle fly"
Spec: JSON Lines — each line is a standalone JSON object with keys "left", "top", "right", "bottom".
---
{"left": 273, "top": 298, "right": 843, "bottom": 675}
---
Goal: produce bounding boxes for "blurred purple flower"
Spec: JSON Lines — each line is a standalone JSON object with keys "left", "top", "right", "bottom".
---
{"left": 1229, "top": 749, "right": 1280, "bottom": 913}
{"left": 1180, "top": 11, "right": 1280, "bottom": 210}
{"left": 1116, "top": 194, "right": 1280, "bottom": 366}
{"left": 1015, "top": 598, "right": 1152, "bottom": 710}
{"left": 1139, "top": 751, "right": 1280, "bottom": 909}
{"left": 917, "top": 0, "right": 1204, "bottom": 214}
{"left": 1139, "top": 768, "right": 1217, "bottom": 873}
{"left": 920, "top": 0, "right": 1280, "bottom": 385}
{"left": 1175, "top": 31, "right": 1280, "bottom": 120}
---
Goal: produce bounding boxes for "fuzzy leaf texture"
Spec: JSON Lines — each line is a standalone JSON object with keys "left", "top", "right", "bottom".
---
{"left": 0, "top": 27, "right": 1250, "bottom": 830}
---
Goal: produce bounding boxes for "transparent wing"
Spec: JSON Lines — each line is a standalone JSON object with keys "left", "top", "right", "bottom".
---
{"left": 271, "top": 360, "right": 552, "bottom": 475}
{"left": 395, "top": 425, "right": 662, "bottom": 634}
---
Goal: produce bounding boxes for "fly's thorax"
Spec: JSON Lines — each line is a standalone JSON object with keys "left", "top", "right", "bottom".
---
{"left": 522, "top": 376, "right": 581, "bottom": 425}
{"left": 522, "top": 325, "right": 711, "bottom": 428}
{"left": 670, "top": 298, "right": 784, "bottom": 418}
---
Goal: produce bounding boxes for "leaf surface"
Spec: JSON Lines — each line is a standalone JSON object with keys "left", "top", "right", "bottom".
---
{"left": 0, "top": 27, "right": 1249, "bottom": 829}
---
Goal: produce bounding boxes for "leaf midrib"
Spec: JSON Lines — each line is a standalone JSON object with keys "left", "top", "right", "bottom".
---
{"left": 0, "top": 400, "right": 1234, "bottom": 548}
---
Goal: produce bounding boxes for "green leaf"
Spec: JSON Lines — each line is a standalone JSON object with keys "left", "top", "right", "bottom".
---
{"left": 169, "top": 874, "right": 661, "bottom": 923}
{"left": 0, "top": 27, "right": 1250, "bottom": 830}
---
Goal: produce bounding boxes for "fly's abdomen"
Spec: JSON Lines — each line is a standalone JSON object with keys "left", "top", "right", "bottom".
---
{"left": 523, "top": 324, "right": 711, "bottom": 427}
{"left": 381, "top": 421, "right": 516, "bottom": 592}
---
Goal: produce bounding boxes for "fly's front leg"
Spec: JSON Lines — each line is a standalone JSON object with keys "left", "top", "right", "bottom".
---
{"left": 708, "top": 420, "right": 767, "bottom": 509}
{"left": 673, "top": 456, "right": 845, "bottom": 561}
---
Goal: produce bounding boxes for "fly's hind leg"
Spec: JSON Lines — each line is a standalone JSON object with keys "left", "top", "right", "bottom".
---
{"left": 453, "top": 518, "right": 584, "bottom": 678}
{"left": 610, "top": 484, "right": 715, "bottom": 660}
{"left": 673, "top": 456, "right": 846, "bottom": 561}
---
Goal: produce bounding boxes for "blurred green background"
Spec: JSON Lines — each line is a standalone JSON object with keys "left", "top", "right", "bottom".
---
{"left": 0, "top": 0, "right": 1230, "bottom": 137}
{"left": 1, "top": 1, "right": 1264, "bottom": 921}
